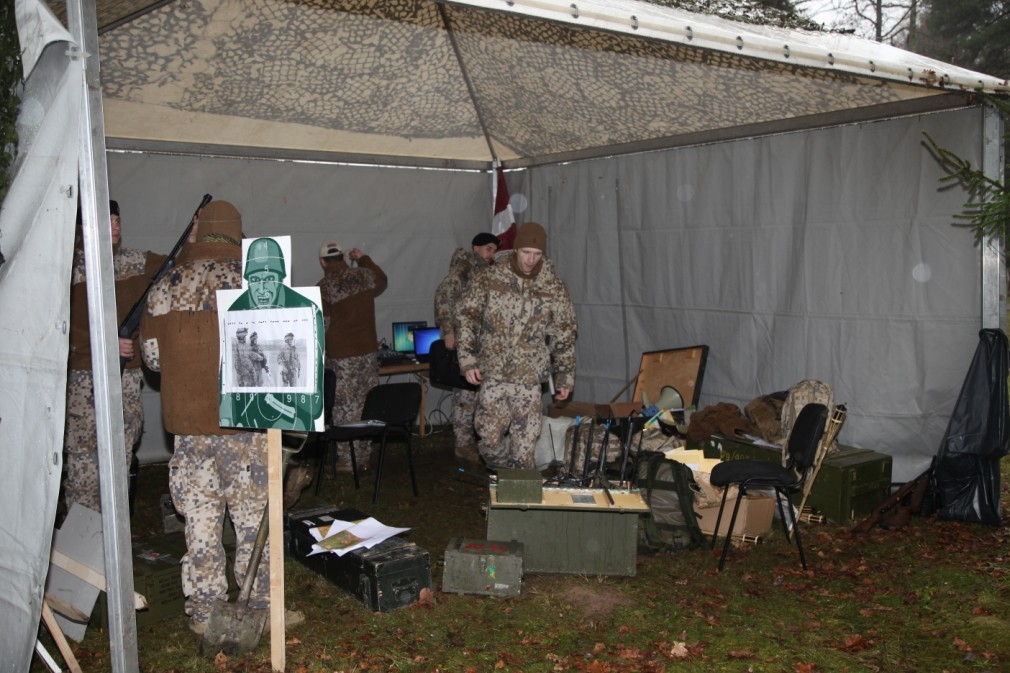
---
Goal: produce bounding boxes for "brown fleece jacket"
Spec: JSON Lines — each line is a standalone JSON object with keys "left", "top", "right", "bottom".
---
{"left": 317, "top": 255, "right": 388, "bottom": 359}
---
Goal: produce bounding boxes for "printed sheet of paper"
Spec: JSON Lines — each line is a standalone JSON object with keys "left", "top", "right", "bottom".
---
{"left": 307, "top": 517, "right": 410, "bottom": 556}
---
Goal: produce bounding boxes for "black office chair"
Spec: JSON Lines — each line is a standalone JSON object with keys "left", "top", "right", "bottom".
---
{"left": 708, "top": 402, "right": 829, "bottom": 571}
{"left": 314, "top": 369, "right": 361, "bottom": 493}
{"left": 321, "top": 381, "right": 422, "bottom": 504}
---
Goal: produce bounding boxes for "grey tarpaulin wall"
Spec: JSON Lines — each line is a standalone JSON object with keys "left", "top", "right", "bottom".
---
{"left": 537, "top": 106, "right": 990, "bottom": 483}
{"left": 112, "top": 105, "right": 990, "bottom": 483}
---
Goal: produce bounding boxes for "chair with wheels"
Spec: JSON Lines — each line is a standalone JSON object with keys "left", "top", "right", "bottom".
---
{"left": 321, "top": 381, "right": 422, "bottom": 504}
{"left": 708, "top": 402, "right": 829, "bottom": 571}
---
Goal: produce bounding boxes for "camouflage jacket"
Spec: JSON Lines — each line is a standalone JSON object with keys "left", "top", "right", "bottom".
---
{"left": 140, "top": 241, "right": 244, "bottom": 436}
{"left": 456, "top": 252, "right": 576, "bottom": 389}
{"left": 433, "top": 247, "right": 488, "bottom": 338}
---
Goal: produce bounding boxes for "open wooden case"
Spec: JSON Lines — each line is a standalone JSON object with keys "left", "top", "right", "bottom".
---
{"left": 550, "top": 345, "right": 709, "bottom": 419}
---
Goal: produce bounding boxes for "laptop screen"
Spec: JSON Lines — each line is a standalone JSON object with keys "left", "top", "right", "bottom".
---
{"left": 392, "top": 321, "right": 427, "bottom": 354}
{"left": 411, "top": 327, "right": 442, "bottom": 361}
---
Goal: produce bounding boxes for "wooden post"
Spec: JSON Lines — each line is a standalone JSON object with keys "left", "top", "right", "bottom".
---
{"left": 267, "top": 429, "right": 285, "bottom": 671}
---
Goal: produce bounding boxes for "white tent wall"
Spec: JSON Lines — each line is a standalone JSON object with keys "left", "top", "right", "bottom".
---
{"left": 106, "top": 152, "right": 490, "bottom": 462}
{"left": 0, "top": 2, "right": 79, "bottom": 669}
{"left": 534, "top": 106, "right": 986, "bottom": 482}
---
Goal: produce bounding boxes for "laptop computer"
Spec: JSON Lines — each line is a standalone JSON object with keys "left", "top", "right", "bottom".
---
{"left": 411, "top": 327, "right": 441, "bottom": 363}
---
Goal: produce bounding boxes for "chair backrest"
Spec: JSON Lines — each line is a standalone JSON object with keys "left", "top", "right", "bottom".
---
{"left": 323, "top": 369, "right": 337, "bottom": 426}
{"left": 785, "top": 403, "right": 829, "bottom": 472}
{"left": 361, "top": 382, "right": 422, "bottom": 427}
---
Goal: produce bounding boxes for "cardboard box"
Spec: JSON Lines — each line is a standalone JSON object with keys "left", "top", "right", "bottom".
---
{"left": 443, "top": 538, "right": 523, "bottom": 597}
{"left": 695, "top": 495, "right": 776, "bottom": 538}
{"left": 286, "top": 508, "right": 431, "bottom": 612}
{"left": 486, "top": 486, "right": 649, "bottom": 576}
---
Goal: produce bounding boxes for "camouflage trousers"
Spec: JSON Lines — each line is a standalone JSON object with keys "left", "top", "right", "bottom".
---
{"left": 451, "top": 387, "right": 479, "bottom": 451}
{"left": 169, "top": 432, "right": 269, "bottom": 624}
{"left": 326, "top": 353, "right": 379, "bottom": 465}
{"left": 474, "top": 380, "right": 543, "bottom": 470}
{"left": 63, "top": 367, "right": 144, "bottom": 513}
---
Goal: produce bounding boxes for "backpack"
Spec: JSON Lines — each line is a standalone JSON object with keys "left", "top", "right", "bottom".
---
{"left": 635, "top": 451, "right": 706, "bottom": 552}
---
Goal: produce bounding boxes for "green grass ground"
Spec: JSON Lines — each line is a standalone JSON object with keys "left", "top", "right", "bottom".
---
{"left": 38, "top": 426, "right": 1010, "bottom": 673}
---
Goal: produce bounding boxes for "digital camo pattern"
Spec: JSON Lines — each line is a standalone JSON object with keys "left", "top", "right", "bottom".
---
{"left": 451, "top": 387, "right": 479, "bottom": 453}
{"left": 143, "top": 257, "right": 242, "bottom": 320}
{"left": 63, "top": 367, "right": 144, "bottom": 512}
{"left": 434, "top": 248, "right": 487, "bottom": 452}
{"left": 779, "top": 379, "right": 836, "bottom": 457}
{"left": 94, "top": 0, "right": 931, "bottom": 161}
{"left": 456, "top": 253, "right": 576, "bottom": 391}
{"left": 169, "top": 431, "right": 269, "bottom": 623}
{"left": 326, "top": 353, "right": 379, "bottom": 465}
{"left": 318, "top": 264, "right": 383, "bottom": 306}
{"left": 433, "top": 248, "right": 486, "bottom": 337}
{"left": 71, "top": 245, "right": 148, "bottom": 285}
{"left": 474, "top": 380, "right": 543, "bottom": 470}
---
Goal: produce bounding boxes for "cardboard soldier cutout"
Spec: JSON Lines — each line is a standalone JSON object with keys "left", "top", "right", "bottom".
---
{"left": 218, "top": 236, "right": 324, "bottom": 431}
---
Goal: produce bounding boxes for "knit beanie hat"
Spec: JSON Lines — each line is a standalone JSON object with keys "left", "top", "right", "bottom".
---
{"left": 471, "top": 232, "right": 499, "bottom": 248}
{"left": 514, "top": 222, "right": 546, "bottom": 252}
{"left": 109, "top": 200, "right": 120, "bottom": 217}
{"left": 199, "top": 200, "right": 243, "bottom": 243}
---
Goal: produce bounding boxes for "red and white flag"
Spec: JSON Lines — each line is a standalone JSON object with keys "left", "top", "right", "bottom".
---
{"left": 492, "top": 165, "right": 516, "bottom": 250}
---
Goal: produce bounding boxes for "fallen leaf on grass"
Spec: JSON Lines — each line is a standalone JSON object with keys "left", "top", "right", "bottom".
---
{"left": 670, "top": 641, "right": 689, "bottom": 659}
{"left": 953, "top": 637, "right": 973, "bottom": 652}
{"left": 838, "top": 634, "right": 871, "bottom": 652}
{"left": 794, "top": 662, "right": 818, "bottom": 673}
{"left": 727, "top": 650, "right": 756, "bottom": 659}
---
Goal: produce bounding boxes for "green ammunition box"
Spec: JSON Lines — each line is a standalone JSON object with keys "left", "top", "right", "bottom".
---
{"left": 93, "top": 533, "right": 235, "bottom": 629}
{"left": 703, "top": 434, "right": 893, "bottom": 523}
{"left": 496, "top": 469, "right": 543, "bottom": 504}
{"left": 442, "top": 538, "right": 523, "bottom": 597}
{"left": 486, "top": 486, "right": 649, "bottom": 576}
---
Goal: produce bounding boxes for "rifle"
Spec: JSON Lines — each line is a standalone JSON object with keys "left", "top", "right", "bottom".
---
{"left": 118, "top": 194, "right": 212, "bottom": 372}
{"left": 851, "top": 466, "right": 933, "bottom": 534}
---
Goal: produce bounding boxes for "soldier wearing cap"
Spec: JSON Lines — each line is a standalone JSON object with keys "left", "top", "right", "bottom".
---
{"left": 456, "top": 222, "right": 577, "bottom": 471}
{"left": 140, "top": 200, "right": 304, "bottom": 636}
{"left": 317, "top": 240, "right": 387, "bottom": 471}
{"left": 433, "top": 232, "right": 499, "bottom": 466}
{"left": 63, "top": 199, "right": 166, "bottom": 514}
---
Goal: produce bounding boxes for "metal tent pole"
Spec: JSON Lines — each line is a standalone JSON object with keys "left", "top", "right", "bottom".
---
{"left": 65, "top": 0, "right": 139, "bottom": 671}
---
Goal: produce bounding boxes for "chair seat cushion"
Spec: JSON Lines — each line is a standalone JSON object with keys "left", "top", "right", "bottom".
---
{"left": 710, "top": 459, "right": 798, "bottom": 488}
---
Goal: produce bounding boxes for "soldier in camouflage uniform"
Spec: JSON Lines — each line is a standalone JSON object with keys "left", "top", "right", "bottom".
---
{"left": 64, "top": 200, "right": 166, "bottom": 513}
{"left": 457, "top": 222, "right": 577, "bottom": 470}
{"left": 317, "top": 240, "right": 388, "bottom": 469}
{"left": 140, "top": 200, "right": 302, "bottom": 636}
{"left": 278, "top": 332, "right": 300, "bottom": 386}
{"left": 433, "top": 232, "right": 498, "bottom": 465}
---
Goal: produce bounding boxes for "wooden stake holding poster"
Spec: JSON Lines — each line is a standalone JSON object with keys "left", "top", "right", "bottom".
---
{"left": 267, "top": 428, "right": 284, "bottom": 671}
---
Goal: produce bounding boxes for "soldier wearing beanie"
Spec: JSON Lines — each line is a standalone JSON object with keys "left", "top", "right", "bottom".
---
{"left": 433, "top": 231, "right": 501, "bottom": 465}
{"left": 140, "top": 200, "right": 304, "bottom": 637}
{"left": 455, "top": 222, "right": 578, "bottom": 471}
{"left": 64, "top": 199, "right": 167, "bottom": 515}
